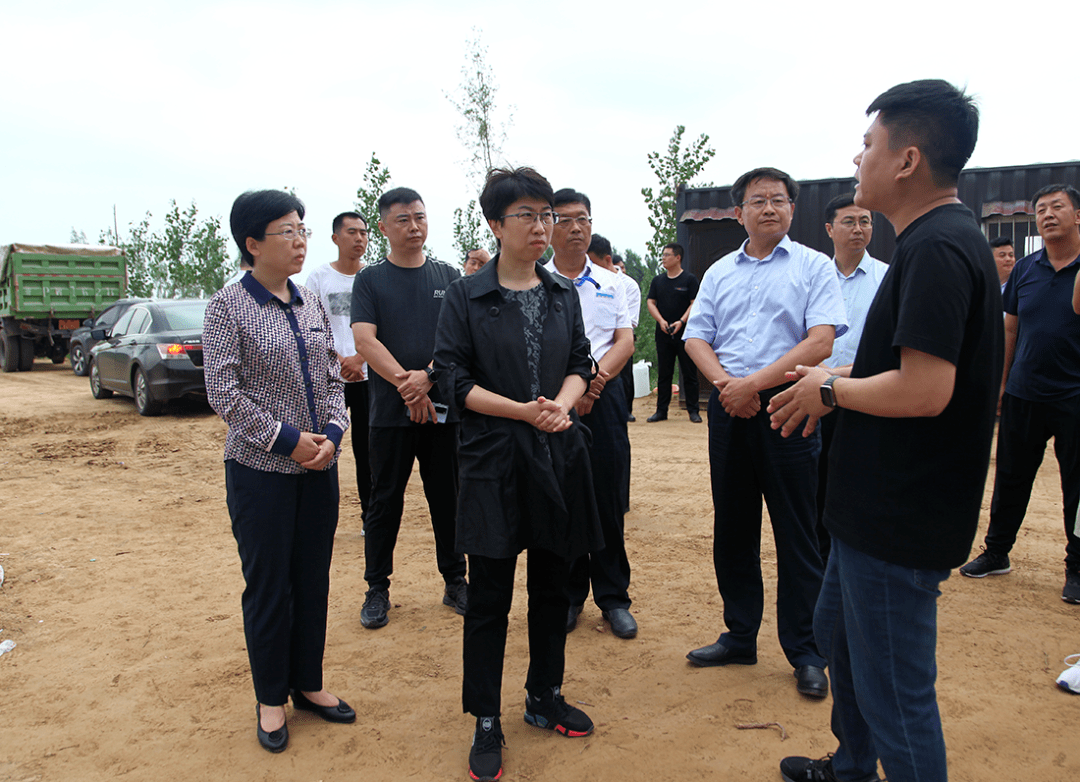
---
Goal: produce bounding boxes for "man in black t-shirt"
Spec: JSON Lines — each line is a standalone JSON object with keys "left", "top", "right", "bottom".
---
{"left": 769, "top": 80, "right": 1002, "bottom": 782}
{"left": 351, "top": 187, "right": 467, "bottom": 630}
{"left": 646, "top": 243, "right": 700, "bottom": 422}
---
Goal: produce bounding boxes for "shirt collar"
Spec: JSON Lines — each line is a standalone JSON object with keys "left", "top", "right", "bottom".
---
{"left": 736, "top": 234, "right": 792, "bottom": 264}
{"left": 834, "top": 251, "right": 871, "bottom": 279}
{"left": 241, "top": 271, "right": 304, "bottom": 306}
{"left": 468, "top": 254, "right": 572, "bottom": 299}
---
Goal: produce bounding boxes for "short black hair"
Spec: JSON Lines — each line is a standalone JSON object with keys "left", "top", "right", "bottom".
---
{"left": 553, "top": 188, "right": 591, "bottom": 214}
{"left": 612, "top": 253, "right": 624, "bottom": 266}
{"left": 478, "top": 167, "right": 554, "bottom": 222}
{"left": 588, "top": 234, "right": 613, "bottom": 257}
{"left": 866, "top": 79, "right": 979, "bottom": 187}
{"left": 825, "top": 193, "right": 858, "bottom": 224}
{"left": 663, "top": 242, "right": 684, "bottom": 261}
{"left": 378, "top": 187, "right": 424, "bottom": 218}
{"left": 230, "top": 189, "right": 306, "bottom": 266}
{"left": 731, "top": 167, "right": 799, "bottom": 208}
{"left": 1032, "top": 184, "right": 1080, "bottom": 211}
{"left": 332, "top": 211, "right": 367, "bottom": 233}
{"left": 989, "top": 236, "right": 1014, "bottom": 249}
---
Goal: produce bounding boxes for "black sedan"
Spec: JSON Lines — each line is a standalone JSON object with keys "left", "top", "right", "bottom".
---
{"left": 88, "top": 299, "right": 208, "bottom": 416}
{"left": 69, "top": 297, "right": 151, "bottom": 375}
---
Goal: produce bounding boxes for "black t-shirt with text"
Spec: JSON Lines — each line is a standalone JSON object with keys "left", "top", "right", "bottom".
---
{"left": 647, "top": 270, "right": 700, "bottom": 325}
{"left": 351, "top": 257, "right": 461, "bottom": 427}
{"left": 825, "top": 204, "right": 1003, "bottom": 570}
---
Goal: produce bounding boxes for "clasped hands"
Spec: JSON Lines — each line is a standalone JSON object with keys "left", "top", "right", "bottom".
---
{"left": 290, "top": 432, "right": 336, "bottom": 470}
{"left": 766, "top": 364, "right": 833, "bottom": 438}
{"left": 524, "top": 396, "right": 573, "bottom": 433}
{"left": 396, "top": 369, "right": 437, "bottom": 423}
{"left": 713, "top": 373, "right": 762, "bottom": 418}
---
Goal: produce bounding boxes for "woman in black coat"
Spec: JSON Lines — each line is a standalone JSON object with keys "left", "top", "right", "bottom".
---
{"left": 433, "top": 167, "right": 604, "bottom": 782}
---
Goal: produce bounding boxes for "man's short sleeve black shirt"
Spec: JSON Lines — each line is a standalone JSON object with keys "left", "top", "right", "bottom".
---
{"left": 647, "top": 270, "right": 700, "bottom": 323}
{"left": 825, "top": 204, "right": 1003, "bottom": 570}
{"left": 351, "top": 257, "right": 461, "bottom": 427}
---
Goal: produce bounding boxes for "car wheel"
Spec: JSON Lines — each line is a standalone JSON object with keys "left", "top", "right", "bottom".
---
{"left": 89, "top": 360, "right": 113, "bottom": 399}
{"left": 0, "top": 334, "right": 17, "bottom": 373}
{"left": 70, "top": 342, "right": 89, "bottom": 376}
{"left": 134, "top": 367, "right": 164, "bottom": 416}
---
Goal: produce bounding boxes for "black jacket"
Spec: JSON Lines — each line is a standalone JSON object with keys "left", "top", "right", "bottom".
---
{"left": 433, "top": 257, "right": 603, "bottom": 559}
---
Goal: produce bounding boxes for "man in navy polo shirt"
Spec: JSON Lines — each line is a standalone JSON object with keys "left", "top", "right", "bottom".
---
{"left": 961, "top": 184, "right": 1080, "bottom": 603}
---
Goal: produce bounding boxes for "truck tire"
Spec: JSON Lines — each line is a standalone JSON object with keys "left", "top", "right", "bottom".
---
{"left": 0, "top": 335, "right": 18, "bottom": 372}
{"left": 19, "top": 339, "right": 35, "bottom": 371}
{"left": 70, "top": 342, "right": 89, "bottom": 376}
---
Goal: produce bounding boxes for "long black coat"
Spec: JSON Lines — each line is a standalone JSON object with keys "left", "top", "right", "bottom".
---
{"left": 433, "top": 257, "right": 604, "bottom": 560}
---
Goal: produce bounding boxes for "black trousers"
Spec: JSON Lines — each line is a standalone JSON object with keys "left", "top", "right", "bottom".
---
{"left": 225, "top": 460, "right": 339, "bottom": 705}
{"left": 707, "top": 387, "right": 825, "bottom": 669}
{"left": 815, "top": 410, "right": 838, "bottom": 563}
{"left": 569, "top": 375, "right": 632, "bottom": 610}
{"left": 462, "top": 549, "right": 571, "bottom": 716}
{"left": 365, "top": 424, "right": 466, "bottom": 590}
{"left": 620, "top": 344, "right": 636, "bottom": 416}
{"left": 984, "top": 392, "right": 1080, "bottom": 571}
{"left": 344, "top": 381, "right": 371, "bottom": 520}
{"left": 654, "top": 328, "right": 700, "bottom": 414}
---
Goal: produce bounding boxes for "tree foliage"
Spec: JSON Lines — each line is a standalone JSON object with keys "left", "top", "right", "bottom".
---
{"left": 354, "top": 153, "right": 393, "bottom": 261}
{"left": 100, "top": 201, "right": 230, "bottom": 298}
{"left": 446, "top": 28, "right": 508, "bottom": 263}
{"left": 641, "top": 125, "right": 716, "bottom": 263}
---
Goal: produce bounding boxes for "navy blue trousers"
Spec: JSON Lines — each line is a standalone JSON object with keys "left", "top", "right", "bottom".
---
{"left": 225, "top": 460, "right": 339, "bottom": 705}
{"left": 707, "top": 386, "right": 825, "bottom": 669}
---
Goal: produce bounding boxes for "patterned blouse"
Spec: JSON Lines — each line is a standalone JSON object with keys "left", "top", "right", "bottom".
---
{"left": 203, "top": 273, "right": 348, "bottom": 474}
{"left": 501, "top": 283, "right": 551, "bottom": 460}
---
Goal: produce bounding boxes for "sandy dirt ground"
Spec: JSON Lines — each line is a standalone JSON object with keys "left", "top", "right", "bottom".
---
{"left": 1, "top": 361, "right": 1078, "bottom": 782}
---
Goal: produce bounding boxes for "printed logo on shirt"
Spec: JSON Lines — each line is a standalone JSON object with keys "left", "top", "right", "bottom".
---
{"left": 596, "top": 291, "right": 614, "bottom": 299}
{"left": 433, "top": 288, "right": 446, "bottom": 299}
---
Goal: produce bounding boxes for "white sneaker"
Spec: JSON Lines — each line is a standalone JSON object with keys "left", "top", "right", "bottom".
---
{"left": 1056, "top": 654, "right": 1080, "bottom": 694}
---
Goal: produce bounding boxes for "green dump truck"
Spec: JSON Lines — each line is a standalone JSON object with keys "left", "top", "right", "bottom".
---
{"left": 0, "top": 243, "right": 127, "bottom": 372}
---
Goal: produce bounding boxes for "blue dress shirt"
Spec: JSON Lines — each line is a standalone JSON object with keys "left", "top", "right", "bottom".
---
{"left": 825, "top": 252, "right": 889, "bottom": 368}
{"left": 683, "top": 235, "right": 848, "bottom": 379}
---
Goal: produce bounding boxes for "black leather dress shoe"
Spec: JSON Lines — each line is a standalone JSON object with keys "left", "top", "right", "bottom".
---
{"left": 686, "top": 640, "right": 757, "bottom": 667}
{"left": 794, "top": 665, "right": 829, "bottom": 699}
{"left": 688, "top": 411, "right": 702, "bottom": 423}
{"left": 646, "top": 412, "right": 667, "bottom": 423}
{"left": 256, "top": 703, "right": 288, "bottom": 753}
{"left": 566, "top": 604, "right": 584, "bottom": 633}
{"left": 602, "top": 608, "right": 638, "bottom": 638}
{"left": 627, "top": 413, "right": 636, "bottom": 422}
{"left": 291, "top": 690, "right": 357, "bottom": 723}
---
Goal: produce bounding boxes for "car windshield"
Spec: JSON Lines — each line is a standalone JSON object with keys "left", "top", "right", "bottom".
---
{"left": 159, "top": 301, "right": 208, "bottom": 331}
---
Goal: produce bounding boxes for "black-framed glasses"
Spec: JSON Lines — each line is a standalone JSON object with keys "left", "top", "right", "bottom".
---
{"left": 265, "top": 227, "right": 313, "bottom": 240}
{"left": 501, "top": 210, "right": 556, "bottom": 226}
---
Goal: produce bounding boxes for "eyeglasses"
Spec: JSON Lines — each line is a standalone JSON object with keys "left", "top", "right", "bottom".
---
{"left": 553, "top": 215, "right": 592, "bottom": 228}
{"left": 740, "top": 197, "right": 792, "bottom": 211}
{"left": 836, "top": 217, "right": 873, "bottom": 228}
{"left": 501, "top": 210, "right": 556, "bottom": 226}
{"left": 265, "top": 227, "right": 313, "bottom": 240}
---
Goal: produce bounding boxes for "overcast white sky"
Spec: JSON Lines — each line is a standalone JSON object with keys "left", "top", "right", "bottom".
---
{"left": 4, "top": 0, "right": 1077, "bottom": 268}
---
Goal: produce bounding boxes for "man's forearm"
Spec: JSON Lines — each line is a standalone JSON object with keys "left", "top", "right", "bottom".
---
{"left": 832, "top": 347, "right": 956, "bottom": 418}
{"left": 353, "top": 324, "right": 407, "bottom": 387}
{"left": 685, "top": 338, "right": 729, "bottom": 386}
{"left": 598, "top": 329, "right": 634, "bottom": 378}
{"left": 747, "top": 327, "right": 834, "bottom": 392}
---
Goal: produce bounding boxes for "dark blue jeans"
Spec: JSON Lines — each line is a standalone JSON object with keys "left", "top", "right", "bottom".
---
{"left": 816, "top": 537, "right": 950, "bottom": 782}
{"left": 707, "top": 387, "right": 824, "bottom": 668}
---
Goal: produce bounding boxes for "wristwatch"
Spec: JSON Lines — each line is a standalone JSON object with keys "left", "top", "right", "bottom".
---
{"left": 820, "top": 375, "right": 840, "bottom": 409}
{"left": 424, "top": 366, "right": 439, "bottom": 385}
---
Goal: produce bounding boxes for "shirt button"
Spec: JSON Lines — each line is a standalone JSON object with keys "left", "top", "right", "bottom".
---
{"left": 748, "top": 338, "right": 754, "bottom": 343}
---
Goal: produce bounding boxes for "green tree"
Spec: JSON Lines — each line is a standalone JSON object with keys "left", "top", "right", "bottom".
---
{"left": 446, "top": 28, "right": 509, "bottom": 262}
{"left": 641, "top": 125, "right": 716, "bottom": 262}
{"left": 101, "top": 201, "right": 230, "bottom": 298}
{"left": 69, "top": 228, "right": 88, "bottom": 244}
{"left": 618, "top": 246, "right": 660, "bottom": 388}
{"left": 355, "top": 152, "right": 392, "bottom": 261}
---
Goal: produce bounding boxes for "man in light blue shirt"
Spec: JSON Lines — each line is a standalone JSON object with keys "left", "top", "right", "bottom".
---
{"left": 816, "top": 194, "right": 888, "bottom": 561}
{"left": 683, "top": 167, "right": 847, "bottom": 700}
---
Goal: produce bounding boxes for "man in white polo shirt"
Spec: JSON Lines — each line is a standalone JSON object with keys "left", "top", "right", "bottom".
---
{"left": 546, "top": 189, "right": 637, "bottom": 639}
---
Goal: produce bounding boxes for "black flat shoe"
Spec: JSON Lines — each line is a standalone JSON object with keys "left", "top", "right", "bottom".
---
{"left": 686, "top": 640, "right": 757, "bottom": 667}
{"left": 794, "top": 665, "right": 829, "bottom": 699}
{"left": 602, "top": 608, "right": 638, "bottom": 639}
{"left": 291, "top": 690, "right": 357, "bottom": 723}
{"left": 256, "top": 703, "right": 288, "bottom": 753}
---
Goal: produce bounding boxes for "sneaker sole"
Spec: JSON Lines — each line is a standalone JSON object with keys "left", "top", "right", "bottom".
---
{"left": 469, "top": 767, "right": 502, "bottom": 781}
{"left": 1062, "top": 594, "right": 1080, "bottom": 605}
{"left": 360, "top": 613, "right": 389, "bottom": 629}
{"left": 959, "top": 567, "right": 1011, "bottom": 578}
{"left": 523, "top": 711, "right": 593, "bottom": 737}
